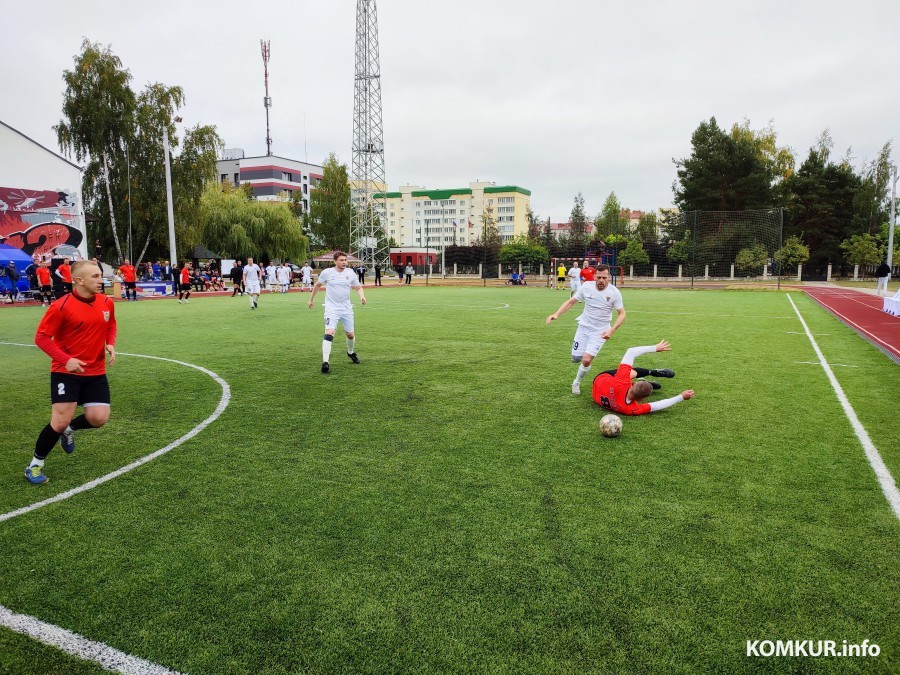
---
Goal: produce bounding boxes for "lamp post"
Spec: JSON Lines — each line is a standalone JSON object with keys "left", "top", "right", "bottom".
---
{"left": 888, "top": 163, "right": 897, "bottom": 269}
{"left": 163, "top": 116, "right": 182, "bottom": 268}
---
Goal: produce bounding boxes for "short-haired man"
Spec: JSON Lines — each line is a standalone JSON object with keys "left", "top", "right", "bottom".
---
{"left": 592, "top": 340, "right": 693, "bottom": 415}
{"left": 300, "top": 262, "right": 314, "bottom": 292}
{"left": 244, "top": 256, "right": 262, "bottom": 309}
{"left": 309, "top": 251, "right": 366, "bottom": 373}
{"left": 277, "top": 262, "right": 291, "bottom": 293}
{"left": 25, "top": 260, "right": 117, "bottom": 484}
{"left": 566, "top": 261, "right": 581, "bottom": 296}
{"left": 546, "top": 264, "right": 626, "bottom": 395}
{"left": 875, "top": 260, "right": 891, "bottom": 296}
{"left": 118, "top": 259, "right": 138, "bottom": 301}
{"left": 265, "top": 261, "right": 277, "bottom": 293}
{"left": 35, "top": 259, "right": 53, "bottom": 306}
{"left": 178, "top": 262, "right": 192, "bottom": 303}
{"left": 55, "top": 257, "right": 73, "bottom": 295}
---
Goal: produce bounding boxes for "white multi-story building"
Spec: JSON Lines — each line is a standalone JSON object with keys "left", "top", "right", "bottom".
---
{"left": 373, "top": 181, "right": 532, "bottom": 247}
{"left": 215, "top": 149, "right": 323, "bottom": 213}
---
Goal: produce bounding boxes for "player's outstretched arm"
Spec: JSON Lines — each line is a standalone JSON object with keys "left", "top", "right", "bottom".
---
{"left": 681, "top": 390, "right": 694, "bottom": 400}
{"left": 546, "top": 297, "right": 578, "bottom": 324}
{"left": 655, "top": 340, "right": 671, "bottom": 352}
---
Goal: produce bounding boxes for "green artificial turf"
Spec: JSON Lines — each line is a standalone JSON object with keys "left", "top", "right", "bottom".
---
{"left": 0, "top": 286, "right": 897, "bottom": 674}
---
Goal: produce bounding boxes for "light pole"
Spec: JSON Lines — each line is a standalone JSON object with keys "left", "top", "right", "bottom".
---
{"left": 126, "top": 143, "right": 133, "bottom": 262}
{"left": 163, "top": 116, "right": 182, "bottom": 268}
{"left": 888, "top": 163, "right": 897, "bottom": 269}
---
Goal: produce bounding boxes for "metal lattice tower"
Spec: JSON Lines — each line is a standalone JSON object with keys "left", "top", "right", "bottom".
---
{"left": 261, "top": 39, "right": 273, "bottom": 156}
{"left": 350, "top": 0, "right": 388, "bottom": 270}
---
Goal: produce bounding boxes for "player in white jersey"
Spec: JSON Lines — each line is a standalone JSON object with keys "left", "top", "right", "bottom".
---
{"left": 265, "top": 263, "right": 277, "bottom": 292}
{"left": 277, "top": 263, "right": 291, "bottom": 293}
{"left": 546, "top": 264, "right": 626, "bottom": 395}
{"left": 243, "top": 257, "right": 262, "bottom": 309}
{"left": 300, "top": 263, "right": 313, "bottom": 291}
{"left": 567, "top": 261, "right": 581, "bottom": 296}
{"left": 308, "top": 251, "right": 366, "bottom": 373}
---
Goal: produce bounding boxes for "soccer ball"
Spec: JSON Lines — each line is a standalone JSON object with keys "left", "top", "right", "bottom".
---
{"left": 599, "top": 414, "right": 622, "bottom": 438}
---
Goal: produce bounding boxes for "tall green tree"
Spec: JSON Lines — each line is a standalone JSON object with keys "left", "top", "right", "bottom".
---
{"left": 635, "top": 211, "right": 659, "bottom": 246}
{"left": 782, "top": 147, "right": 859, "bottom": 269}
{"left": 479, "top": 203, "right": 502, "bottom": 247}
{"left": 617, "top": 238, "right": 650, "bottom": 266}
{"left": 594, "top": 192, "right": 622, "bottom": 238}
{"left": 526, "top": 206, "right": 541, "bottom": 240}
{"left": 852, "top": 142, "right": 893, "bottom": 236}
{"left": 673, "top": 117, "right": 777, "bottom": 212}
{"left": 199, "top": 183, "right": 308, "bottom": 261}
{"left": 499, "top": 235, "right": 549, "bottom": 267}
{"left": 55, "top": 39, "right": 136, "bottom": 261}
{"left": 568, "top": 193, "right": 589, "bottom": 245}
{"left": 308, "top": 154, "right": 351, "bottom": 251}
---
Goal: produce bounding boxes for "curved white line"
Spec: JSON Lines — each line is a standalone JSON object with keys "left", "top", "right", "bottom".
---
{"left": 0, "top": 343, "right": 231, "bottom": 523}
{"left": 0, "top": 605, "right": 182, "bottom": 674}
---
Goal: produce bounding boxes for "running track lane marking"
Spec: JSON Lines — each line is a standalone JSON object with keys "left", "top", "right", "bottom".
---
{"left": 0, "top": 344, "right": 232, "bottom": 523}
{"left": 787, "top": 296, "right": 900, "bottom": 520}
{"left": 801, "top": 291, "right": 900, "bottom": 359}
{"left": 1, "top": 342, "right": 229, "bottom": 673}
{"left": 0, "top": 605, "right": 182, "bottom": 675}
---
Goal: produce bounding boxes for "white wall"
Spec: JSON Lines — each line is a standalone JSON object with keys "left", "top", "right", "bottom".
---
{"left": 0, "top": 123, "right": 86, "bottom": 258}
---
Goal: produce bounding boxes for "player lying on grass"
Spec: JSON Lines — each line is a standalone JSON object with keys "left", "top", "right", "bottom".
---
{"left": 592, "top": 340, "right": 694, "bottom": 416}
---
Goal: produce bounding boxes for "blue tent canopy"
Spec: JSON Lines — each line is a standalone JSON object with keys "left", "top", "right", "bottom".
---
{"left": 0, "top": 244, "right": 36, "bottom": 294}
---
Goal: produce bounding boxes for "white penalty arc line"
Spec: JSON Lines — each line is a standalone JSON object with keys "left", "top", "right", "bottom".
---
{"left": 787, "top": 296, "right": 900, "bottom": 520}
{"left": 0, "top": 605, "right": 182, "bottom": 675}
{"left": 0, "top": 343, "right": 232, "bottom": 523}
{"left": 0, "top": 343, "right": 228, "bottom": 673}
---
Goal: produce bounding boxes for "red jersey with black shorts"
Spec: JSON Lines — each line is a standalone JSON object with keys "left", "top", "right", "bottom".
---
{"left": 56, "top": 264, "right": 72, "bottom": 283}
{"left": 119, "top": 264, "right": 137, "bottom": 284}
{"left": 35, "top": 266, "right": 51, "bottom": 287}
{"left": 35, "top": 292, "right": 117, "bottom": 405}
{"left": 592, "top": 362, "right": 652, "bottom": 416}
{"left": 180, "top": 267, "right": 191, "bottom": 287}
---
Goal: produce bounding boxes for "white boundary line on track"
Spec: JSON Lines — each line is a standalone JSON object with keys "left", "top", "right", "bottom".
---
{"left": 0, "top": 342, "right": 229, "bottom": 674}
{"left": 0, "top": 343, "right": 232, "bottom": 523}
{"left": 0, "top": 605, "right": 183, "bottom": 675}
{"left": 787, "top": 296, "right": 900, "bottom": 520}
{"left": 801, "top": 292, "right": 900, "bottom": 358}
{"left": 804, "top": 287, "right": 890, "bottom": 312}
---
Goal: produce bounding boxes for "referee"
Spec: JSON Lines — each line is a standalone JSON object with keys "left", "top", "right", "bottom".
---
{"left": 25, "top": 260, "right": 117, "bottom": 484}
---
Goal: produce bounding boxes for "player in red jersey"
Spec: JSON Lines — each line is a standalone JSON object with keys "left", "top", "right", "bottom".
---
{"left": 177, "top": 262, "right": 192, "bottom": 303}
{"left": 35, "top": 260, "right": 53, "bottom": 306}
{"left": 118, "top": 258, "right": 138, "bottom": 301}
{"left": 591, "top": 340, "right": 693, "bottom": 416}
{"left": 55, "top": 257, "right": 73, "bottom": 295}
{"left": 581, "top": 265, "right": 596, "bottom": 283}
{"left": 25, "top": 260, "right": 117, "bottom": 484}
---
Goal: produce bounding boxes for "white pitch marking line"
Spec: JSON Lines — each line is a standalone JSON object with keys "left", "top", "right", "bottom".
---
{"left": 0, "top": 604, "right": 182, "bottom": 674}
{"left": 795, "top": 361, "right": 857, "bottom": 368}
{"left": 787, "top": 295, "right": 900, "bottom": 520}
{"left": 787, "top": 331, "right": 830, "bottom": 336}
{"left": 0, "top": 343, "right": 232, "bottom": 523}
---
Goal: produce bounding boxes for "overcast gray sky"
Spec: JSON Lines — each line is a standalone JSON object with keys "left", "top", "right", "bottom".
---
{"left": 1, "top": 0, "right": 897, "bottom": 221}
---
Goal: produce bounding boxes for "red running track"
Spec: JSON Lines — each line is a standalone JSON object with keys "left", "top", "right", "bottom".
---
{"left": 797, "top": 286, "right": 900, "bottom": 363}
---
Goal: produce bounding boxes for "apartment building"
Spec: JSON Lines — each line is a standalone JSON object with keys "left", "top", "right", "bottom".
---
{"left": 215, "top": 149, "right": 323, "bottom": 213}
{"left": 373, "top": 181, "right": 531, "bottom": 247}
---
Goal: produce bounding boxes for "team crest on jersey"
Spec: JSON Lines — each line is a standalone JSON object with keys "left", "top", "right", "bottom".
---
{"left": 103, "top": 310, "right": 110, "bottom": 322}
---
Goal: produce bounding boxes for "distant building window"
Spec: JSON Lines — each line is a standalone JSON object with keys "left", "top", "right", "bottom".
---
{"left": 221, "top": 174, "right": 228, "bottom": 182}
{"left": 303, "top": 184, "right": 308, "bottom": 194}
{"left": 282, "top": 172, "right": 293, "bottom": 182}
{"left": 234, "top": 173, "right": 239, "bottom": 184}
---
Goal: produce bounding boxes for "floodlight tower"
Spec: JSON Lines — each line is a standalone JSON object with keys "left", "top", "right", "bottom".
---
{"left": 261, "top": 39, "right": 273, "bottom": 156}
{"left": 350, "top": 0, "right": 388, "bottom": 270}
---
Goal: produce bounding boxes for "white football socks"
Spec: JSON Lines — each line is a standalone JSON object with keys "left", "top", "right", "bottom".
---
{"left": 346, "top": 337, "right": 355, "bottom": 354}
{"left": 575, "top": 364, "right": 591, "bottom": 383}
{"left": 322, "top": 338, "right": 333, "bottom": 362}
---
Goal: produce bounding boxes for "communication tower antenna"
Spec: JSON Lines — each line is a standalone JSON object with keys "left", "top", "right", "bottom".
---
{"left": 261, "top": 39, "right": 273, "bottom": 156}
{"left": 350, "top": 0, "right": 388, "bottom": 271}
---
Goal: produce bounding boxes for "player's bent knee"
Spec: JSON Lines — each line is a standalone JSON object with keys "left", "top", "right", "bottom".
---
{"left": 85, "top": 406, "right": 110, "bottom": 427}
{"left": 582, "top": 355, "right": 594, "bottom": 366}
{"left": 346, "top": 332, "right": 355, "bottom": 339}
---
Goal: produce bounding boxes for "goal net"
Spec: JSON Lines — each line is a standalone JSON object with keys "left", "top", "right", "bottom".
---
{"left": 660, "top": 209, "right": 783, "bottom": 286}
